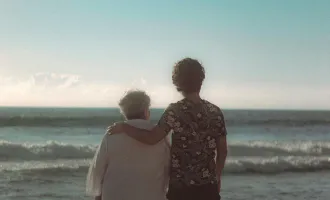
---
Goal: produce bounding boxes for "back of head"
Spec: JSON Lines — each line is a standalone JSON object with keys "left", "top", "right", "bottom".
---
{"left": 118, "top": 89, "right": 151, "bottom": 120}
{"left": 172, "top": 58, "right": 205, "bottom": 94}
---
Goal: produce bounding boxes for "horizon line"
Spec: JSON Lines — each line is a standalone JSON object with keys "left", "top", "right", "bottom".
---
{"left": 0, "top": 105, "right": 329, "bottom": 112}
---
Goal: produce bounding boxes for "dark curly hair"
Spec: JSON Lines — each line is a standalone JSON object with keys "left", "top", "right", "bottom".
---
{"left": 172, "top": 58, "right": 205, "bottom": 94}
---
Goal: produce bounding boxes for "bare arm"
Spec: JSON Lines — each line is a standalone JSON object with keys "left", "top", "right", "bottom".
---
{"left": 213, "top": 108, "right": 228, "bottom": 192}
{"left": 121, "top": 124, "right": 168, "bottom": 145}
{"left": 216, "top": 135, "right": 227, "bottom": 178}
{"left": 115, "top": 104, "right": 176, "bottom": 145}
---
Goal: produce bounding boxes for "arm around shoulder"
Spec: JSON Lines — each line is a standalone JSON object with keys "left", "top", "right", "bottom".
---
{"left": 123, "top": 104, "right": 176, "bottom": 145}
{"left": 124, "top": 124, "right": 168, "bottom": 145}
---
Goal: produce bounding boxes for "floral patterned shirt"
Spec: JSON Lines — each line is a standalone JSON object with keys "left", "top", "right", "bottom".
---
{"left": 158, "top": 98, "right": 227, "bottom": 187}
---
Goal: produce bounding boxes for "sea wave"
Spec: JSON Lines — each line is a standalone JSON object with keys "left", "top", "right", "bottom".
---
{"left": 225, "top": 156, "right": 330, "bottom": 174}
{"left": 1, "top": 115, "right": 329, "bottom": 127}
{"left": 0, "top": 159, "right": 90, "bottom": 176}
{"left": 229, "top": 141, "right": 330, "bottom": 156}
{"left": 1, "top": 140, "right": 330, "bottom": 161}
{"left": 0, "top": 140, "right": 96, "bottom": 161}
{"left": 2, "top": 157, "right": 330, "bottom": 176}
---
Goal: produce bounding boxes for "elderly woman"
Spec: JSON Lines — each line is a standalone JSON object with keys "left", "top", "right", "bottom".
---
{"left": 109, "top": 58, "right": 228, "bottom": 200}
{"left": 86, "top": 90, "right": 170, "bottom": 200}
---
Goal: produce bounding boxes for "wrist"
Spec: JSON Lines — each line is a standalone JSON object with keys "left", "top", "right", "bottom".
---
{"left": 216, "top": 169, "right": 222, "bottom": 177}
{"left": 123, "top": 122, "right": 131, "bottom": 132}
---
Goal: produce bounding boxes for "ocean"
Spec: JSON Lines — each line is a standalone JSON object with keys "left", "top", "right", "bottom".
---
{"left": 1, "top": 107, "right": 330, "bottom": 200}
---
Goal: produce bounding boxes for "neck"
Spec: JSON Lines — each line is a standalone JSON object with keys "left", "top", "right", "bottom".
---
{"left": 125, "top": 115, "right": 147, "bottom": 120}
{"left": 183, "top": 92, "right": 201, "bottom": 103}
{"left": 126, "top": 118, "right": 147, "bottom": 121}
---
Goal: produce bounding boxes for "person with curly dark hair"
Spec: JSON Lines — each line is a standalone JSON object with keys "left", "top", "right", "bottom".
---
{"left": 109, "top": 58, "right": 228, "bottom": 200}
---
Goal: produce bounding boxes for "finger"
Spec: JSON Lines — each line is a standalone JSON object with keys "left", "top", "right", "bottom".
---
{"left": 107, "top": 129, "right": 113, "bottom": 134}
{"left": 107, "top": 126, "right": 114, "bottom": 133}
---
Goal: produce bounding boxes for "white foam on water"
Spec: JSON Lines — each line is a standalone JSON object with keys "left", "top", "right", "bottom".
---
{"left": 1, "top": 140, "right": 330, "bottom": 161}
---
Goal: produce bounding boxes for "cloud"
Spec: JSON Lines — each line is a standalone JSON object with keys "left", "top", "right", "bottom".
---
{"left": 202, "top": 82, "right": 330, "bottom": 110}
{"left": 31, "top": 72, "right": 81, "bottom": 89}
{"left": 0, "top": 72, "right": 329, "bottom": 109}
{"left": 0, "top": 73, "right": 179, "bottom": 107}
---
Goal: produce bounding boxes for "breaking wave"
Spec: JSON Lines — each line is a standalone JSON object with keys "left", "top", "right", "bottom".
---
{"left": 1, "top": 140, "right": 330, "bottom": 161}
{"left": 2, "top": 157, "right": 330, "bottom": 176}
{"left": 0, "top": 140, "right": 96, "bottom": 161}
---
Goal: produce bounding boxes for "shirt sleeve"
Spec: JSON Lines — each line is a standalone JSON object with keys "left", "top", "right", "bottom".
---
{"left": 157, "top": 103, "right": 178, "bottom": 134}
{"left": 86, "top": 134, "right": 109, "bottom": 197}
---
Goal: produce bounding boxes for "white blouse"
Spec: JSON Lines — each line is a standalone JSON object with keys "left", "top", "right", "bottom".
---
{"left": 86, "top": 119, "right": 170, "bottom": 200}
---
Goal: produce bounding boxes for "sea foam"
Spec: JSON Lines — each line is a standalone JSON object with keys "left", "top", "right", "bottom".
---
{"left": 2, "top": 157, "right": 330, "bottom": 175}
{"left": 1, "top": 140, "right": 330, "bottom": 161}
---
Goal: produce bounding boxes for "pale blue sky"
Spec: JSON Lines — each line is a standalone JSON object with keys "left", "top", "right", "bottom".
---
{"left": 0, "top": 0, "right": 329, "bottom": 109}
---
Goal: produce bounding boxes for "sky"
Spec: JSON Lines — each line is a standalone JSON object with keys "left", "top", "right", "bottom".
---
{"left": 0, "top": 0, "right": 329, "bottom": 109}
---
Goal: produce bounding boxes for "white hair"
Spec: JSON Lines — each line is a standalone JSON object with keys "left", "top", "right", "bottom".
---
{"left": 118, "top": 89, "right": 151, "bottom": 119}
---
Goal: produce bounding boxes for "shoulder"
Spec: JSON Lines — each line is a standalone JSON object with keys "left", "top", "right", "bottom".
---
{"left": 203, "top": 100, "right": 226, "bottom": 118}
{"left": 101, "top": 132, "right": 110, "bottom": 141}
{"left": 104, "top": 133, "right": 132, "bottom": 149}
{"left": 100, "top": 132, "right": 113, "bottom": 146}
{"left": 203, "top": 100, "right": 221, "bottom": 112}
{"left": 103, "top": 131, "right": 127, "bottom": 143}
{"left": 164, "top": 101, "right": 182, "bottom": 112}
{"left": 167, "top": 99, "right": 191, "bottom": 110}
{"left": 168, "top": 99, "right": 185, "bottom": 107}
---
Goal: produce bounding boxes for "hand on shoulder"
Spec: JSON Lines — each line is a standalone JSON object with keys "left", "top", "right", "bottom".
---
{"left": 107, "top": 122, "right": 126, "bottom": 135}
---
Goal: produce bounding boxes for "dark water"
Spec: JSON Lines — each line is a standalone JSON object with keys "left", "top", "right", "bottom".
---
{"left": 1, "top": 107, "right": 329, "bottom": 127}
{"left": 1, "top": 107, "right": 330, "bottom": 200}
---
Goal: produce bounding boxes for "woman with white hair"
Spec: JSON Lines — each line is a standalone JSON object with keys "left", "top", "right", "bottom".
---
{"left": 86, "top": 90, "right": 170, "bottom": 200}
